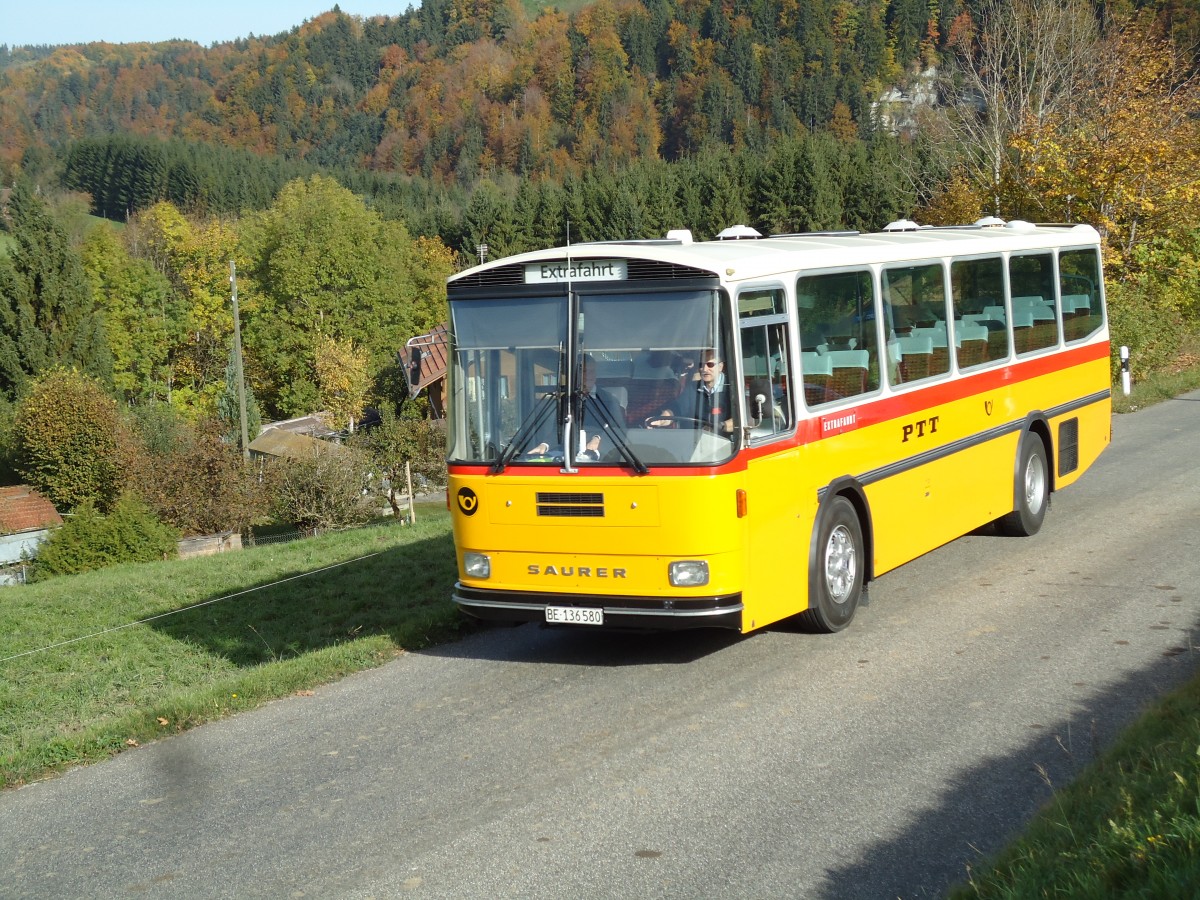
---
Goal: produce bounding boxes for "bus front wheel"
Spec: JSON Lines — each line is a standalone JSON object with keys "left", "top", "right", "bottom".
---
{"left": 998, "top": 432, "right": 1049, "bottom": 537}
{"left": 800, "top": 496, "right": 864, "bottom": 633}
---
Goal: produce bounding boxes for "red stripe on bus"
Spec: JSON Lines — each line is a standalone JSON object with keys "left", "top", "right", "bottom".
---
{"left": 448, "top": 341, "right": 1109, "bottom": 479}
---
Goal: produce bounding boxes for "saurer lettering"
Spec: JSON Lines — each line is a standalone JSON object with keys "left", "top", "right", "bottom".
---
{"left": 528, "top": 565, "right": 627, "bottom": 578}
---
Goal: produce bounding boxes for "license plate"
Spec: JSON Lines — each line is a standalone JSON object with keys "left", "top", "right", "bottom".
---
{"left": 545, "top": 606, "right": 604, "bottom": 626}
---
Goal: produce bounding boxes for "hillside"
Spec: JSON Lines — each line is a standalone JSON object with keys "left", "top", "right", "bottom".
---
{"left": 0, "top": 0, "right": 954, "bottom": 185}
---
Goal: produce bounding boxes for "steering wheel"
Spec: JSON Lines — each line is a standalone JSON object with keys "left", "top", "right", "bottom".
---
{"left": 644, "top": 415, "right": 710, "bottom": 430}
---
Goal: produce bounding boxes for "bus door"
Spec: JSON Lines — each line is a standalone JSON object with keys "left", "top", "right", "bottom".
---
{"left": 737, "top": 287, "right": 805, "bottom": 630}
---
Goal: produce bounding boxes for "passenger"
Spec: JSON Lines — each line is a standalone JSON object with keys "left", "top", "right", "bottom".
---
{"left": 527, "top": 353, "right": 626, "bottom": 459}
{"left": 632, "top": 350, "right": 678, "bottom": 381}
{"left": 651, "top": 349, "right": 734, "bottom": 434}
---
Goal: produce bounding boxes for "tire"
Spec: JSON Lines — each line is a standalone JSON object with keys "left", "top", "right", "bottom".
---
{"left": 998, "top": 431, "right": 1049, "bottom": 537}
{"left": 799, "top": 495, "right": 864, "bottom": 633}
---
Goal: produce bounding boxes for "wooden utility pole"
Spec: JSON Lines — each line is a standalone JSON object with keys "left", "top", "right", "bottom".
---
{"left": 230, "top": 260, "right": 250, "bottom": 461}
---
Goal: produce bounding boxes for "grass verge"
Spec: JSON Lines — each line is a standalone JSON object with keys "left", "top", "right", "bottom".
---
{"left": 950, "top": 669, "right": 1200, "bottom": 897}
{"left": 1112, "top": 335, "right": 1200, "bottom": 413}
{"left": 0, "top": 505, "right": 464, "bottom": 788}
{"left": 954, "top": 350, "right": 1200, "bottom": 895}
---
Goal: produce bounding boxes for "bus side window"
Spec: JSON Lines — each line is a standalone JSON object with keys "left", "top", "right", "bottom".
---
{"left": 797, "top": 270, "right": 881, "bottom": 404}
{"left": 1011, "top": 253, "right": 1059, "bottom": 354}
{"left": 884, "top": 262, "right": 950, "bottom": 385}
{"left": 738, "top": 288, "right": 792, "bottom": 438}
{"left": 952, "top": 256, "right": 1007, "bottom": 368}
{"left": 1059, "top": 248, "right": 1104, "bottom": 342}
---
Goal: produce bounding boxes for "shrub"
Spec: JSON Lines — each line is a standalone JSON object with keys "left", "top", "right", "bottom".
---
{"left": 1106, "top": 280, "right": 1185, "bottom": 382}
{"left": 32, "top": 494, "right": 179, "bottom": 579}
{"left": 13, "top": 369, "right": 126, "bottom": 511}
{"left": 266, "top": 442, "right": 375, "bottom": 534}
{"left": 125, "top": 413, "right": 268, "bottom": 536}
{"left": 356, "top": 406, "right": 447, "bottom": 517}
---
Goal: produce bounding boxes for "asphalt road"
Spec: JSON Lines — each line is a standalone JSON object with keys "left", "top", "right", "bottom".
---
{"left": 2, "top": 391, "right": 1198, "bottom": 900}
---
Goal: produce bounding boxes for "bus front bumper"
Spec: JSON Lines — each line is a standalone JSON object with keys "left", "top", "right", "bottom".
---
{"left": 452, "top": 585, "right": 744, "bottom": 631}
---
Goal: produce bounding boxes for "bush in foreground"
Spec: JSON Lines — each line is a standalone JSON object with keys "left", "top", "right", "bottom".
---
{"left": 32, "top": 494, "right": 179, "bottom": 579}
{"left": 266, "top": 441, "right": 375, "bottom": 534}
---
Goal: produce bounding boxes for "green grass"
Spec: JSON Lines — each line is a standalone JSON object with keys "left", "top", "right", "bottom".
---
{"left": 0, "top": 505, "right": 464, "bottom": 788}
{"left": 1112, "top": 334, "right": 1200, "bottom": 414}
{"left": 950, "top": 670, "right": 1200, "bottom": 898}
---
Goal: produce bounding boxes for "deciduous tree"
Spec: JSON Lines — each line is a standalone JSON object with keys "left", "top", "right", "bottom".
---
{"left": 314, "top": 334, "right": 371, "bottom": 433}
{"left": 81, "top": 222, "right": 182, "bottom": 404}
{"left": 938, "top": 0, "right": 1099, "bottom": 215}
{"left": 13, "top": 368, "right": 126, "bottom": 511}
{"left": 1006, "top": 15, "right": 1200, "bottom": 262}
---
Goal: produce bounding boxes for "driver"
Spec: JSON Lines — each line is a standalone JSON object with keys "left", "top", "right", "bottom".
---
{"left": 653, "top": 349, "right": 734, "bottom": 434}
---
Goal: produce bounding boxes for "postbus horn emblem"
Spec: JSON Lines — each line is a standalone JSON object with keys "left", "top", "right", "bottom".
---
{"left": 457, "top": 487, "right": 479, "bottom": 516}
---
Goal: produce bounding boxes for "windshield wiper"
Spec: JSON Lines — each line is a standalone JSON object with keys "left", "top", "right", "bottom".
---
{"left": 581, "top": 392, "right": 649, "bottom": 474}
{"left": 491, "top": 392, "right": 559, "bottom": 473}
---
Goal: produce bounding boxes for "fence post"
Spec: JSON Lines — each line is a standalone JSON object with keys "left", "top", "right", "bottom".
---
{"left": 405, "top": 461, "right": 416, "bottom": 525}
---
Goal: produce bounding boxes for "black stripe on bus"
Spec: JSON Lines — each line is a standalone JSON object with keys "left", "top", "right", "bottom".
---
{"left": 818, "top": 388, "right": 1110, "bottom": 496}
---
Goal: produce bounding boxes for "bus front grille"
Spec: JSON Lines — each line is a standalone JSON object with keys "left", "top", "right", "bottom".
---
{"left": 536, "top": 492, "right": 604, "bottom": 517}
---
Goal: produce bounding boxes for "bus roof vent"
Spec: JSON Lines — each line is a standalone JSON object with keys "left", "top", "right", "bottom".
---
{"left": 716, "top": 225, "right": 762, "bottom": 240}
{"left": 665, "top": 229, "right": 694, "bottom": 244}
{"left": 974, "top": 216, "right": 1007, "bottom": 227}
{"left": 882, "top": 218, "right": 921, "bottom": 232}
{"left": 1005, "top": 219, "right": 1036, "bottom": 233}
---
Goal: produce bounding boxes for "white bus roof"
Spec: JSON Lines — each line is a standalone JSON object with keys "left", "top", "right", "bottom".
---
{"left": 449, "top": 221, "right": 1102, "bottom": 289}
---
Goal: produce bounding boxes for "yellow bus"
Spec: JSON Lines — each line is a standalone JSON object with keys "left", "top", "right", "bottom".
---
{"left": 445, "top": 218, "right": 1110, "bottom": 633}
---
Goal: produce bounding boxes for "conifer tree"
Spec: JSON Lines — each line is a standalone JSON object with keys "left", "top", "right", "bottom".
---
{"left": 217, "top": 344, "right": 262, "bottom": 451}
{"left": 0, "top": 182, "right": 112, "bottom": 399}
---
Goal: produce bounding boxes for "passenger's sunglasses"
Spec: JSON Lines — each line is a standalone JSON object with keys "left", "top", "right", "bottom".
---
{"left": 701, "top": 360, "right": 720, "bottom": 368}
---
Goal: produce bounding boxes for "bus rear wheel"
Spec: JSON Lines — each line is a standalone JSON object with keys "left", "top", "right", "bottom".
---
{"left": 998, "top": 432, "right": 1049, "bottom": 537}
{"left": 799, "top": 496, "right": 864, "bottom": 633}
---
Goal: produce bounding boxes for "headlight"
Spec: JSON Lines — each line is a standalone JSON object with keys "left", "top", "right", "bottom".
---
{"left": 669, "top": 560, "right": 709, "bottom": 587}
{"left": 463, "top": 552, "right": 491, "bottom": 579}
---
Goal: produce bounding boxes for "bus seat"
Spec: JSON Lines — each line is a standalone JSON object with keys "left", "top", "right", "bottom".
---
{"left": 896, "top": 334, "right": 934, "bottom": 382}
{"left": 1061, "top": 294, "right": 1090, "bottom": 316}
{"left": 801, "top": 351, "right": 833, "bottom": 376}
{"left": 800, "top": 352, "right": 833, "bottom": 403}
{"left": 1012, "top": 309, "right": 1036, "bottom": 353}
{"left": 955, "top": 322, "right": 989, "bottom": 344}
{"left": 826, "top": 349, "right": 869, "bottom": 397}
{"left": 625, "top": 375, "right": 681, "bottom": 424}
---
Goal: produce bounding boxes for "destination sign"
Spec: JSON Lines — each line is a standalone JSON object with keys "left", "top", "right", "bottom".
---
{"left": 525, "top": 259, "right": 628, "bottom": 284}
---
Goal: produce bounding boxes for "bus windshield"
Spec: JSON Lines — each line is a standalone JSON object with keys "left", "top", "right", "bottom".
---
{"left": 447, "top": 287, "right": 738, "bottom": 468}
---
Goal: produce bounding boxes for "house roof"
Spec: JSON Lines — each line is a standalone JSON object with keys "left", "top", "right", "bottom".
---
{"left": 402, "top": 322, "right": 449, "bottom": 398}
{"left": 0, "top": 485, "right": 63, "bottom": 535}
{"left": 248, "top": 428, "right": 346, "bottom": 461}
{"left": 259, "top": 413, "right": 341, "bottom": 439}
